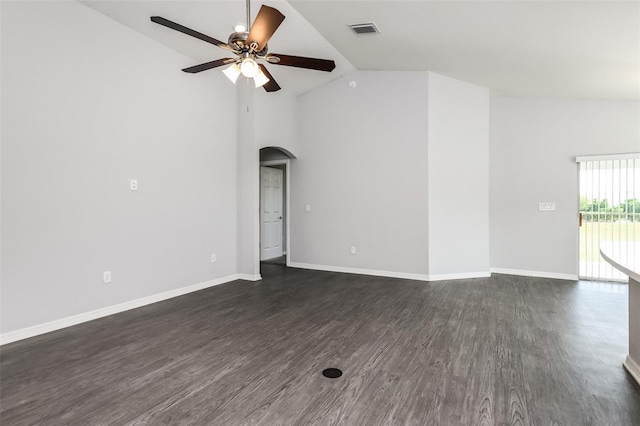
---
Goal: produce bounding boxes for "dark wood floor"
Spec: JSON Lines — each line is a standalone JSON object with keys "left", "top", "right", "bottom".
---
{"left": 2, "top": 265, "right": 639, "bottom": 425}
{"left": 261, "top": 255, "right": 287, "bottom": 266}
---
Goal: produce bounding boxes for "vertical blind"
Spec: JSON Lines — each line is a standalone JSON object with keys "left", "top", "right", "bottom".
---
{"left": 576, "top": 153, "right": 640, "bottom": 281}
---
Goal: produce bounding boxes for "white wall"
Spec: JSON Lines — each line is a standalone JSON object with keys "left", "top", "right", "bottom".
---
{"left": 427, "top": 72, "right": 491, "bottom": 278}
{"left": 234, "top": 81, "right": 299, "bottom": 279}
{"left": 1, "top": 1, "right": 238, "bottom": 334}
{"left": 235, "top": 81, "right": 260, "bottom": 279}
{"left": 490, "top": 97, "right": 640, "bottom": 277}
{"left": 255, "top": 90, "right": 298, "bottom": 156}
{"left": 292, "top": 71, "right": 429, "bottom": 276}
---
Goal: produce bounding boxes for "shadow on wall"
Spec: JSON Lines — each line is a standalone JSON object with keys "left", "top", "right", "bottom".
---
{"left": 260, "top": 146, "right": 296, "bottom": 161}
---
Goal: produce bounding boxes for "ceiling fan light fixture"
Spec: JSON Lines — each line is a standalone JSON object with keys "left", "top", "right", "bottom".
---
{"left": 253, "top": 69, "right": 270, "bottom": 88}
{"left": 150, "top": 0, "right": 335, "bottom": 94}
{"left": 240, "top": 57, "right": 260, "bottom": 78}
{"left": 222, "top": 63, "right": 241, "bottom": 83}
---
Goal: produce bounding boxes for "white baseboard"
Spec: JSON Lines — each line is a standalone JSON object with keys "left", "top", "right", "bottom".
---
{"left": 289, "top": 262, "right": 492, "bottom": 282}
{"left": 428, "top": 271, "right": 492, "bottom": 281}
{"left": 0, "top": 274, "right": 243, "bottom": 346}
{"left": 624, "top": 356, "right": 640, "bottom": 386}
{"left": 236, "top": 274, "right": 262, "bottom": 282}
{"left": 288, "top": 262, "right": 430, "bottom": 282}
{"left": 490, "top": 268, "right": 578, "bottom": 281}
{"left": 290, "top": 263, "right": 573, "bottom": 283}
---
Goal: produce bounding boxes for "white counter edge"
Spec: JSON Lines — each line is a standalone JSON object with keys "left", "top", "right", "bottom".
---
{"left": 624, "top": 356, "right": 640, "bottom": 384}
{"left": 599, "top": 248, "right": 640, "bottom": 283}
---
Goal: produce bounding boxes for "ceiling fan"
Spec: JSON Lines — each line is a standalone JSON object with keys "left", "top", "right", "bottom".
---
{"left": 150, "top": 0, "right": 336, "bottom": 92}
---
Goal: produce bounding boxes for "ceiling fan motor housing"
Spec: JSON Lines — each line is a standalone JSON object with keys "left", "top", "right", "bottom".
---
{"left": 228, "top": 31, "right": 248, "bottom": 49}
{"left": 228, "top": 32, "right": 268, "bottom": 57}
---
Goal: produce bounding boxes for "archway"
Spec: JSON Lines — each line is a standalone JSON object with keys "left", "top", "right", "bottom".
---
{"left": 259, "top": 146, "right": 297, "bottom": 161}
{"left": 259, "top": 147, "right": 295, "bottom": 273}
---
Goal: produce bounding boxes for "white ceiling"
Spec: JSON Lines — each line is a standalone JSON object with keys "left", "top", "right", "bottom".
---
{"left": 84, "top": 1, "right": 638, "bottom": 100}
{"left": 290, "top": 0, "right": 639, "bottom": 100}
{"left": 82, "top": 1, "right": 355, "bottom": 95}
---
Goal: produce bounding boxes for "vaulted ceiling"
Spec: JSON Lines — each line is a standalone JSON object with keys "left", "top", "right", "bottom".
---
{"left": 85, "top": 0, "right": 639, "bottom": 100}
{"left": 82, "top": 1, "right": 355, "bottom": 95}
{"left": 290, "top": 0, "right": 639, "bottom": 100}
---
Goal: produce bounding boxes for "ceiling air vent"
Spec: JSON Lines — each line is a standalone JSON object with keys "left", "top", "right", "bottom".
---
{"left": 349, "top": 22, "right": 380, "bottom": 34}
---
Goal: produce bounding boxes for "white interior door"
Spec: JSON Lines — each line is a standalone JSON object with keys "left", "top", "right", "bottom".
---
{"left": 260, "top": 166, "right": 284, "bottom": 260}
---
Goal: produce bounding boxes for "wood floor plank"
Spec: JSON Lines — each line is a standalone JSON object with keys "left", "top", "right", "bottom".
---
{"left": 2, "top": 266, "right": 640, "bottom": 425}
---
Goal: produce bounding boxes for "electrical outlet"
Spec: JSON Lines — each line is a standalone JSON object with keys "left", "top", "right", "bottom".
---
{"left": 103, "top": 271, "right": 112, "bottom": 284}
{"left": 539, "top": 202, "right": 556, "bottom": 211}
{"left": 211, "top": 254, "right": 217, "bottom": 263}
{"left": 130, "top": 179, "right": 138, "bottom": 191}
{"left": 350, "top": 246, "right": 357, "bottom": 254}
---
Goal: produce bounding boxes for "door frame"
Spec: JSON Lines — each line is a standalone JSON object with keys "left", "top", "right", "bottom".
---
{"left": 259, "top": 159, "right": 291, "bottom": 266}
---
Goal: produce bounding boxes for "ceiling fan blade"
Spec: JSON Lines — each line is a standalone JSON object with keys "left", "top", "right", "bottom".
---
{"left": 266, "top": 54, "right": 336, "bottom": 72}
{"left": 182, "top": 58, "right": 237, "bottom": 74}
{"left": 259, "top": 64, "right": 281, "bottom": 92}
{"left": 150, "top": 16, "right": 232, "bottom": 51}
{"left": 246, "top": 6, "right": 285, "bottom": 51}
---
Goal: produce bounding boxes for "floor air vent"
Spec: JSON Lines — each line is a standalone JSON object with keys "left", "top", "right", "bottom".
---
{"left": 322, "top": 368, "right": 343, "bottom": 378}
{"left": 349, "top": 22, "right": 380, "bottom": 34}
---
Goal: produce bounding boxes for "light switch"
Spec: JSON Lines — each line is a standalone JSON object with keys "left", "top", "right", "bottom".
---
{"left": 539, "top": 202, "right": 556, "bottom": 211}
{"left": 305, "top": 204, "right": 311, "bottom": 212}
